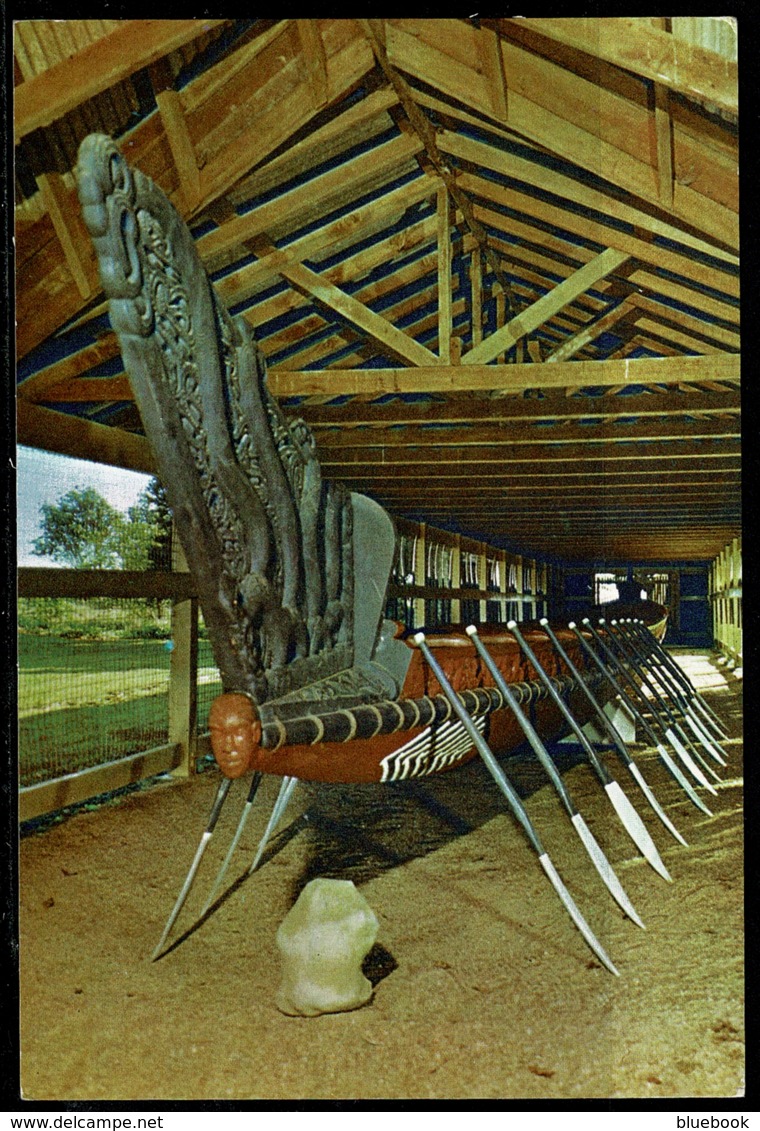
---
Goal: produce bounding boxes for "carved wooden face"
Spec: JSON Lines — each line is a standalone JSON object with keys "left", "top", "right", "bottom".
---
{"left": 208, "top": 693, "right": 260, "bottom": 779}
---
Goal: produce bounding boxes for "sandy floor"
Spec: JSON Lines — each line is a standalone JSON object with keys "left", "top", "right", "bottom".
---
{"left": 18, "top": 652, "right": 744, "bottom": 1102}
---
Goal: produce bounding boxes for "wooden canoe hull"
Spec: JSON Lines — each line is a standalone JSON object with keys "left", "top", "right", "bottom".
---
{"left": 211, "top": 618, "right": 666, "bottom": 784}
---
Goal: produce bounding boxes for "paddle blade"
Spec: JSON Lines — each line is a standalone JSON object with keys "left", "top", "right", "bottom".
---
{"left": 538, "top": 853, "right": 620, "bottom": 976}
{"left": 604, "top": 780, "right": 672, "bottom": 882}
{"left": 571, "top": 813, "right": 646, "bottom": 926}
{"left": 627, "top": 761, "right": 688, "bottom": 847}
{"left": 656, "top": 743, "right": 713, "bottom": 816}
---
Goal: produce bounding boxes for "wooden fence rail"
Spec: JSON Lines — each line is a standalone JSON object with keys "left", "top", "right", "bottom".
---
{"left": 17, "top": 529, "right": 555, "bottom": 821}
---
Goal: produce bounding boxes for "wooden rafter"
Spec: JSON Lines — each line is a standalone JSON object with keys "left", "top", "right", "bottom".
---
{"left": 502, "top": 17, "right": 738, "bottom": 115}
{"left": 465, "top": 248, "right": 629, "bottom": 366}
{"left": 14, "top": 19, "right": 228, "bottom": 142}
{"left": 384, "top": 19, "right": 737, "bottom": 248}
{"left": 14, "top": 18, "right": 740, "bottom": 564}
{"left": 358, "top": 18, "right": 519, "bottom": 313}
{"left": 248, "top": 236, "right": 439, "bottom": 367}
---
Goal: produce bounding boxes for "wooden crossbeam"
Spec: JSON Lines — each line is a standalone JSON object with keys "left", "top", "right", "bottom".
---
{"left": 252, "top": 237, "right": 439, "bottom": 368}
{"left": 325, "top": 455, "right": 741, "bottom": 482}
{"left": 297, "top": 388, "right": 741, "bottom": 426}
{"left": 313, "top": 418, "right": 740, "bottom": 450}
{"left": 268, "top": 354, "right": 740, "bottom": 396}
{"left": 464, "top": 248, "right": 630, "bottom": 366}
{"left": 321, "top": 443, "right": 740, "bottom": 468}
{"left": 17, "top": 400, "right": 156, "bottom": 473}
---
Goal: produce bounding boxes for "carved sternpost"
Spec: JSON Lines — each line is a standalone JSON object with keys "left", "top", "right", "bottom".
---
{"left": 76, "top": 134, "right": 369, "bottom": 705}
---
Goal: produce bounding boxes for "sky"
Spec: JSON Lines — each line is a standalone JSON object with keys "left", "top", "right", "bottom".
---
{"left": 16, "top": 445, "right": 153, "bottom": 567}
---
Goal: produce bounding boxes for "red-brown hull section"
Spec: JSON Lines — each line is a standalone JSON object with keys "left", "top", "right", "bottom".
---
{"left": 244, "top": 623, "right": 624, "bottom": 784}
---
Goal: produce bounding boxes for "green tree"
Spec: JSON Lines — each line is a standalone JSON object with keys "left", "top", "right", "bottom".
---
{"left": 32, "top": 487, "right": 126, "bottom": 568}
{"left": 31, "top": 479, "right": 173, "bottom": 570}
{"left": 128, "top": 477, "right": 173, "bottom": 569}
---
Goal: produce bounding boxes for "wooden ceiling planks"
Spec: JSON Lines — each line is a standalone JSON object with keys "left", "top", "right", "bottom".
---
{"left": 14, "top": 17, "right": 740, "bottom": 563}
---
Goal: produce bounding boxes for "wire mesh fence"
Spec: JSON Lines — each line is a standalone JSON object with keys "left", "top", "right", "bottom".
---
{"left": 18, "top": 597, "right": 174, "bottom": 786}
{"left": 18, "top": 597, "right": 225, "bottom": 787}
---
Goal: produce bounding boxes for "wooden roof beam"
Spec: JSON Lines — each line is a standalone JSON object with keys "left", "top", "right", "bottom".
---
{"left": 215, "top": 173, "right": 441, "bottom": 307}
{"left": 438, "top": 129, "right": 737, "bottom": 269}
{"left": 296, "top": 388, "right": 741, "bottom": 427}
{"left": 546, "top": 299, "right": 636, "bottom": 362}
{"left": 267, "top": 354, "right": 740, "bottom": 397}
{"left": 313, "top": 418, "right": 740, "bottom": 450}
{"left": 320, "top": 441, "right": 741, "bottom": 468}
{"left": 197, "top": 131, "right": 426, "bottom": 262}
{"left": 17, "top": 400, "right": 155, "bottom": 474}
{"left": 358, "top": 18, "right": 518, "bottom": 314}
{"left": 251, "top": 236, "right": 439, "bottom": 367}
{"left": 464, "top": 249, "right": 629, "bottom": 366}
{"left": 384, "top": 20, "right": 737, "bottom": 249}
{"left": 501, "top": 17, "right": 738, "bottom": 116}
{"left": 14, "top": 19, "right": 228, "bottom": 143}
{"left": 463, "top": 176, "right": 738, "bottom": 298}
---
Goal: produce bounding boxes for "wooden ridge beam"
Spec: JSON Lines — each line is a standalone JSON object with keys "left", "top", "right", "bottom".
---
{"left": 14, "top": 19, "right": 227, "bottom": 142}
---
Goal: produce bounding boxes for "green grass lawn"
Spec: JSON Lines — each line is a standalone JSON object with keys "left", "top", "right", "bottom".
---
{"left": 18, "top": 633, "right": 222, "bottom": 785}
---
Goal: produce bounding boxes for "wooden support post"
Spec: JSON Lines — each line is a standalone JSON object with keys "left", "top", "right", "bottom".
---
{"left": 36, "top": 173, "right": 93, "bottom": 299}
{"left": 651, "top": 18, "right": 675, "bottom": 210}
{"left": 451, "top": 533, "right": 462, "bottom": 625}
{"left": 471, "top": 246, "right": 483, "bottom": 347}
{"left": 498, "top": 549, "right": 508, "bottom": 624}
{"left": 168, "top": 531, "right": 198, "bottom": 777}
{"left": 413, "top": 522, "right": 427, "bottom": 628}
{"left": 151, "top": 56, "right": 201, "bottom": 214}
{"left": 495, "top": 289, "right": 507, "bottom": 364}
{"left": 478, "top": 542, "right": 488, "bottom": 623}
{"left": 437, "top": 186, "right": 452, "bottom": 363}
{"left": 516, "top": 554, "right": 524, "bottom": 622}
